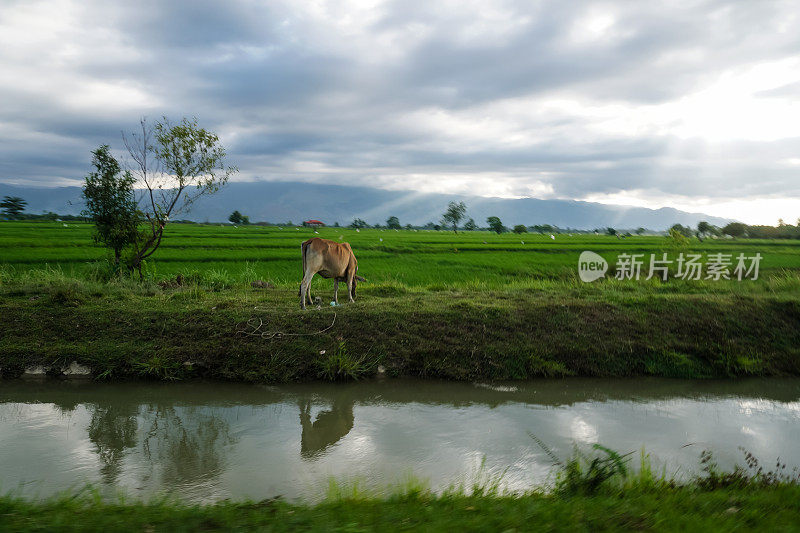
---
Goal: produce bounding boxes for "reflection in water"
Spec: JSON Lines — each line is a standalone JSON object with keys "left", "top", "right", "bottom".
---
{"left": 298, "top": 395, "right": 355, "bottom": 459}
{"left": 88, "top": 404, "right": 138, "bottom": 485}
{"left": 0, "top": 378, "right": 799, "bottom": 502}
{"left": 140, "top": 405, "right": 235, "bottom": 488}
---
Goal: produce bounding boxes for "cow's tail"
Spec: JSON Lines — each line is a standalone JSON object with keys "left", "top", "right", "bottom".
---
{"left": 301, "top": 240, "right": 309, "bottom": 276}
{"left": 299, "top": 240, "right": 309, "bottom": 301}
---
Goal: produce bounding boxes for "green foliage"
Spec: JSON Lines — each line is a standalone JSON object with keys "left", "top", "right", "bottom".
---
{"left": 316, "top": 341, "right": 372, "bottom": 380}
{"left": 486, "top": 216, "right": 505, "bottom": 234}
{"left": 512, "top": 224, "right": 527, "bottom": 234}
{"left": 670, "top": 223, "right": 694, "bottom": 238}
{"left": 3, "top": 478, "right": 800, "bottom": 532}
{"left": 667, "top": 227, "right": 690, "bottom": 248}
{"left": 531, "top": 224, "right": 556, "bottom": 234}
{"left": 153, "top": 117, "right": 236, "bottom": 202}
{"left": 350, "top": 218, "right": 368, "bottom": 229}
{"left": 463, "top": 218, "right": 477, "bottom": 231}
{"left": 697, "top": 448, "right": 800, "bottom": 490}
{"left": 133, "top": 355, "right": 183, "bottom": 380}
{"left": 81, "top": 145, "right": 141, "bottom": 265}
{"left": 723, "top": 221, "right": 747, "bottom": 238}
{"left": 606, "top": 227, "right": 617, "bottom": 236}
{"left": 555, "top": 444, "right": 632, "bottom": 496}
{"left": 441, "top": 201, "right": 467, "bottom": 233}
{"left": 696, "top": 220, "right": 718, "bottom": 237}
{"left": 386, "top": 216, "right": 401, "bottom": 229}
{"left": 0, "top": 195, "right": 27, "bottom": 219}
{"left": 228, "top": 210, "right": 243, "bottom": 224}
{"left": 123, "top": 117, "right": 238, "bottom": 277}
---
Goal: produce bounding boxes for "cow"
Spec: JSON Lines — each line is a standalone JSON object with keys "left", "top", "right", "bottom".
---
{"left": 300, "top": 237, "right": 365, "bottom": 309}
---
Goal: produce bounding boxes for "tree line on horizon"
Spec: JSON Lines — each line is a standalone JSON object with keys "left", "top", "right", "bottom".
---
{"left": 6, "top": 191, "right": 800, "bottom": 241}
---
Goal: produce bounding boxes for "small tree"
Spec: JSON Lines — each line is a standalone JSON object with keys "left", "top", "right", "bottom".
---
{"left": 0, "top": 196, "right": 27, "bottom": 219}
{"left": 463, "top": 218, "right": 477, "bottom": 231}
{"left": 606, "top": 227, "right": 617, "bottom": 236}
{"left": 386, "top": 216, "right": 401, "bottom": 229}
{"left": 635, "top": 227, "right": 646, "bottom": 235}
{"left": 229, "top": 210, "right": 243, "bottom": 224}
{"left": 81, "top": 145, "right": 141, "bottom": 265}
{"left": 668, "top": 227, "right": 690, "bottom": 248}
{"left": 513, "top": 224, "right": 527, "bottom": 234}
{"left": 442, "top": 201, "right": 467, "bottom": 233}
{"left": 350, "top": 218, "right": 368, "bottom": 229}
{"left": 241, "top": 215, "right": 250, "bottom": 225}
{"left": 722, "top": 222, "right": 747, "bottom": 238}
{"left": 123, "top": 117, "right": 237, "bottom": 277}
{"left": 670, "top": 224, "right": 693, "bottom": 238}
{"left": 487, "top": 216, "right": 505, "bottom": 234}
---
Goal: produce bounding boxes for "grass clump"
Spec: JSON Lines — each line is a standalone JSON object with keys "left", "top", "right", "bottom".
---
{"left": 316, "top": 341, "right": 373, "bottom": 380}
{"left": 555, "top": 444, "right": 633, "bottom": 496}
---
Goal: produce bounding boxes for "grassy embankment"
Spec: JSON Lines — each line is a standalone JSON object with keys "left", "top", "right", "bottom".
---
{"left": 2, "top": 449, "right": 799, "bottom": 531}
{"left": 2, "top": 221, "right": 800, "bottom": 381}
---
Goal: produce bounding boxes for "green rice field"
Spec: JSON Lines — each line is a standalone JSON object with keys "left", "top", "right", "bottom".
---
{"left": 2, "top": 221, "right": 799, "bottom": 291}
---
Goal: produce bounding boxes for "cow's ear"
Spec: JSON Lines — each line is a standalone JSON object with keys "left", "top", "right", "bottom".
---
{"left": 355, "top": 275, "right": 367, "bottom": 282}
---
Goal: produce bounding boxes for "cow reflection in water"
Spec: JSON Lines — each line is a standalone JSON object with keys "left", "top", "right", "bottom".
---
{"left": 298, "top": 395, "right": 355, "bottom": 459}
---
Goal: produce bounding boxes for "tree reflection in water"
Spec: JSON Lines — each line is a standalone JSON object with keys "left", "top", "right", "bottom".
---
{"left": 141, "top": 405, "right": 236, "bottom": 487}
{"left": 87, "top": 404, "right": 139, "bottom": 485}
{"left": 84, "top": 399, "right": 236, "bottom": 489}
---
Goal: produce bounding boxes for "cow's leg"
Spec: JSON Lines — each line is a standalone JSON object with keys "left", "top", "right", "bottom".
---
{"left": 346, "top": 273, "right": 355, "bottom": 303}
{"left": 333, "top": 280, "right": 339, "bottom": 304}
{"left": 306, "top": 279, "right": 315, "bottom": 306}
{"left": 300, "top": 271, "right": 315, "bottom": 309}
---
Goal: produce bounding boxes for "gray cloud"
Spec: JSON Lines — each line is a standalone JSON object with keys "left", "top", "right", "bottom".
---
{"left": 1, "top": 0, "right": 799, "bottom": 220}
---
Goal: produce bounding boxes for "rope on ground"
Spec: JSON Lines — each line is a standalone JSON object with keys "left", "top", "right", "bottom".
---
{"left": 236, "top": 312, "right": 337, "bottom": 339}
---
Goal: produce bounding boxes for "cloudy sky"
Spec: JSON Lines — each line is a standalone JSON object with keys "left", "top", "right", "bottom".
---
{"left": 1, "top": 0, "right": 799, "bottom": 224}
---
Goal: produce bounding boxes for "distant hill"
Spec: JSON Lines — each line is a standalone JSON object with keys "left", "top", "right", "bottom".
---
{"left": 0, "top": 181, "right": 731, "bottom": 230}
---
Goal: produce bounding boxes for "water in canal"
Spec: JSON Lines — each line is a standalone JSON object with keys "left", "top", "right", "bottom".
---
{"left": 1, "top": 378, "right": 799, "bottom": 502}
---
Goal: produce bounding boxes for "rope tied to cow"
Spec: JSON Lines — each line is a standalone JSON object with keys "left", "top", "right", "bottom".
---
{"left": 236, "top": 311, "right": 337, "bottom": 339}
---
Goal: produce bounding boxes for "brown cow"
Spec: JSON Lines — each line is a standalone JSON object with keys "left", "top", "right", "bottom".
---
{"left": 300, "top": 237, "right": 365, "bottom": 309}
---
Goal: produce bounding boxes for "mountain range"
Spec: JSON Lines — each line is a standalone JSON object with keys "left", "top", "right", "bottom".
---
{"left": 0, "top": 181, "right": 731, "bottom": 230}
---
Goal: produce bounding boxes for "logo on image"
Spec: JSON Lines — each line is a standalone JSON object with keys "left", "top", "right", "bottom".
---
{"left": 578, "top": 251, "right": 608, "bottom": 282}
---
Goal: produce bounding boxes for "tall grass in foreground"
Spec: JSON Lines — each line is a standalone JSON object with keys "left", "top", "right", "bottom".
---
{"left": 320, "top": 444, "right": 800, "bottom": 503}
{"left": 2, "top": 446, "right": 799, "bottom": 532}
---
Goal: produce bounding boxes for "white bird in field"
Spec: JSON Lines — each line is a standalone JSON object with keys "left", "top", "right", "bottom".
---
{"left": 550, "top": 234, "right": 555, "bottom": 240}
{"left": 379, "top": 238, "right": 383, "bottom": 242}
{"left": 356, "top": 229, "right": 360, "bottom": 232}
{"left": 521, "top": 241, "right": 524, "bottom": 244}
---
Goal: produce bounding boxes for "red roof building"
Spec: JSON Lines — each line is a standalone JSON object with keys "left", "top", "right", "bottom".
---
{"left": 303, "top": 219, "right": 325, "bottom": 227}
